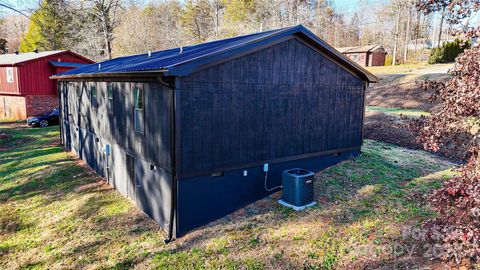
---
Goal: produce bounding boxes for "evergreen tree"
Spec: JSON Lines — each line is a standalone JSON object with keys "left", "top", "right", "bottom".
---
{"left": 224, "top": 0, "right": 254, "bottom": 24}
{"left": 19, "top": 0, "right": 70, "bottom": 52}
{"left": 19, "top": 12, "right": 42, "bottom": 52}
{"left": 0, "top": 38, "right": 7, "bottom": 53}
{"left": 180, "top": 0, "right": 214, "bottom": 42}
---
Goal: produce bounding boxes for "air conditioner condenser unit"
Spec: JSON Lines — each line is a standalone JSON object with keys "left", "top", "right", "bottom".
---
{"left": 278, "top": 168, "right": 317, "bottom": 211}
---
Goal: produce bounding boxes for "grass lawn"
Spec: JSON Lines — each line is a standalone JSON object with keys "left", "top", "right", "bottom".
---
{"left": 365, "top": 62, "right": 431, "bottom": 75}
{"left": 365, "top": 62, "right": 454, "bottom": 75}
{"left": 366, "top": 106, "right": 430, "bottom": 118}
{"left": 0, "top": 123, "right": 454, "bottom": 269}
{"left": 0, "top": 119, "right": 24, "bottom": 124}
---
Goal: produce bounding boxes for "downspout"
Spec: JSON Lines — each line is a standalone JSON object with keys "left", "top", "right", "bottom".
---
{"left": 159, "top": 76, "right": 177, "bottom": 244}
{"left": 58, "top": 81, "right": 63, "bottom": 146}
{"left": 361, "top": 81, "right": 368, "bottom": 145}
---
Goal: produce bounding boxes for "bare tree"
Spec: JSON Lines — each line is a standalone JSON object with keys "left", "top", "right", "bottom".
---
{"left": 83, "top": 0, "right": 122, "bottom": 60}
{"left": 113, "top": 1, "right": 182, "bottom": 56}
{"left": 210, "top": 0, "right": 223, "bottom": 38}
{"left": 404, "top": 1, "right": 413, "bottom": 62}
{"left": 417, "top": 0, "right": 478, "bottom": 48}
{"left": 392, "top": 9, "right": 401, "bottom": 65}
{"left": 390, "top": 0, "right": 407, "bottom": 65}
{"left": 1, "top": 15, "right": 28, "bottom": 52}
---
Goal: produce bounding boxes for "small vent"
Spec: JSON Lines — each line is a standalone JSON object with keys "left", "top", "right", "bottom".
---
{"left": 211, "top": 171, "right": 224, "bottom": 177}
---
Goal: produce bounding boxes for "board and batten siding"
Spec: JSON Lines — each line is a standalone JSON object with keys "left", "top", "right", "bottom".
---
{"left": 59, "top": 80, "right": 173, "bottom": 227}
{"left": 60, "top": 80, "right": 172, "bottom": 168}
{"left": 0, "top": 67, "right": 20, "bottom": 94}
{"left": 177, "top": 37, "right": 365, "bottom": 176}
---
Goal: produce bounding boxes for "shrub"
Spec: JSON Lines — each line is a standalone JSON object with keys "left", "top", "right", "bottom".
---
{"left": 428, "top": 39, "right": 470, "bottom": 64}
{"left": 384, "top": 54, "right": 393, "bottom": 66}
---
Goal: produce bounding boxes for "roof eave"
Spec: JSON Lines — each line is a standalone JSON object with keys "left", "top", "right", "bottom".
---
{"left": 7, "top": 50, "right": 67, "bottom": 66}
{"left": 0, "top": 50, "right": 95, "bottom": 66}
{"left": 50, "top": 69, "right": 168, "bottom": 80}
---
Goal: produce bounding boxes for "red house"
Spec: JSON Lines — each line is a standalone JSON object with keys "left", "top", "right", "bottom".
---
{"left": 0, "top": 50, "right": 94, "bottom": 120}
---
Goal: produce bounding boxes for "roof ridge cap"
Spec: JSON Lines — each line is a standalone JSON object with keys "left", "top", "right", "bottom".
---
{"left": 165, "top": 25, "right": 304, "bottom": 69}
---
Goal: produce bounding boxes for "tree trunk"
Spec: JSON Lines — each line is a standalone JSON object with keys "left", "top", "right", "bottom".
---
{"left": 432, "top": 12, "right": 437, "bottom": 46}
{"left": 392, "top": 11, "right": 401, "bottom": 66}
{"left": 102, "top": 19, "right": 112, "bottom": 60}
{"left": 213, "top": 0, "right": 219, "bottom": 38}
{"left": 105, "top": 39, "right": 112, "bottom": 60}
{"left": 437, "top": 6, "right": 446, "bottom": 48}
{"left": 414, "top": 12, "right": 421, "bottom": 59}
{"left": 404, "top": 7, "right": 411, "bottom": 63}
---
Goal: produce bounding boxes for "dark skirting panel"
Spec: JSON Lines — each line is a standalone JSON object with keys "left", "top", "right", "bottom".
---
{"left": 175, "top": 149, "right": 360, "bottom": 236}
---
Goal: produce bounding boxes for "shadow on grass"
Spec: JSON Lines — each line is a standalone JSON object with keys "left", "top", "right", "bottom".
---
{"left": 0, "top": 124, "right": 59, "bottom": 148}
{"left": 0, "top": 148, "right": 66, "bottom": 179}
{"left": 0, "top": 154, "right": 87, "bottom": 200}
{"left": 1, "top": 144, "right": 62, "bottom": 160}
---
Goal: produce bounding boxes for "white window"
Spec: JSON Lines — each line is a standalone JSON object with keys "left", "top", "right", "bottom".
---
{"left": 107, "top": 82, "right": 114, "bottom": 113}
{"left": 90, "top": 83, "right": 97, "bottom": 107}
{"left": 133, "top": 85, "right": 144, "bottom": 133}
{"left": 6, "top": 67, "right": 14, "bottom": 83}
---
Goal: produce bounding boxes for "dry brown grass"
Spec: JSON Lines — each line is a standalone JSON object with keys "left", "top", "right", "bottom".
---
{"left": 366, "top": 63, "right": 453, "bottom": 111}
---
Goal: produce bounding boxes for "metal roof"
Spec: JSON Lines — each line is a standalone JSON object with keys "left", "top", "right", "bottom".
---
{"left": 336, "top": 45, "right": 385, "bottom": 54}
{"left": 53, "top": 25, "right": 377, "bottom": 83}
{"left": 0, "top": 50, "right": 66, "bottom": 65}
{"left": 49, "top": 61, "right": 89, "bottom": 68}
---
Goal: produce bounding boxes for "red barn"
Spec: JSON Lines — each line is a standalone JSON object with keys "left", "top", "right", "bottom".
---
{"left": 0, "top": 50, "right": 94, "bottom": 120}
{"left": 336, "top": 45, "right": 387, "bottom": 67}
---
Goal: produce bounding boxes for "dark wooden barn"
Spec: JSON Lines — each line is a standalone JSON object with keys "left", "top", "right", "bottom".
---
{"left": 52, "top": 25, "right": 377, "bottom": 240}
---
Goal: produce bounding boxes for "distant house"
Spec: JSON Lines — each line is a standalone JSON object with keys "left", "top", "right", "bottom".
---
{"left": 0, "top": 50, "right": 94, "bottom": 120}
{"left": 336, "top": 45, "right": 387, "bottom": 67}
{"left": 407, "top": 38, "right": 433, "bottom": 50}
{"left": 52, "top": 25, "right": 377, "bottom": 239}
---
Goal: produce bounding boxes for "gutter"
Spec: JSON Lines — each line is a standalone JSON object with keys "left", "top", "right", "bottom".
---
{"left": 50, "top": 70, "right": 168, "bottom": 80}
{"left": 159, "top": 76, "right": 177, "bottom": 244}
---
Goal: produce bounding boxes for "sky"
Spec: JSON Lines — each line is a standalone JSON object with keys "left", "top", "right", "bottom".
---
{"left": 0, "top": 0, "right": 367, "bottom": 21}
{"left": 0, "top": 0, "right": 478, "bottom": 26}
{"left": 331, "top": 0, "right": 364, "bottom": 18}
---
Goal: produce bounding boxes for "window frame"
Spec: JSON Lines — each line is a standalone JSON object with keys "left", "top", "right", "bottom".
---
{"left": 90, "top": 82, "right": 97, "bottom": 108}
{"left": 6, "top": 67, "right": 14, "bottom": 83}
{"left": 107, "top": 82, "right": 114, "bottom": 113}
{"left": 133, "top": 84, "right": 145, "bottom": 134}
{"left": 75, "top": 82, "right": 81, "bottom": 98}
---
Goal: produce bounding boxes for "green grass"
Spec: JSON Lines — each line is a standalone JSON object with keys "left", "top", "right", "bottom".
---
{"left": 0, "top": 119, "right": 23, "bottom": 123}
{"left": 365, "top": 62, "right": 430, "bottom": 74}
{"left": 366, "top": 106, "right": 430, "bottom": 117}
{"left": 0, "top": 123, "right": 455, "bottom": 269}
